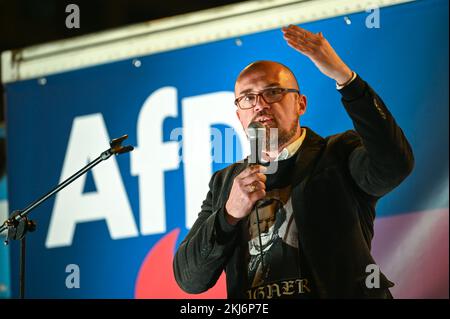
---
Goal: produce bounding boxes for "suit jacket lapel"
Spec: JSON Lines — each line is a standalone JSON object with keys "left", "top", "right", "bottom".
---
{"left": 291, "top": 127, "right": 326, "bottom": 187}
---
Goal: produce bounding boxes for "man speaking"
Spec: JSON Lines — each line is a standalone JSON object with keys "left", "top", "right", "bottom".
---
{"left": 173, "top": 25, "right": 414, "bottom": 299}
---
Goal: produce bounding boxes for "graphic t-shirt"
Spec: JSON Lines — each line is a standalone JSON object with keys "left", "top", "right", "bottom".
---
{"left": 245, "top": 155, "right": 315, "bottom": 299}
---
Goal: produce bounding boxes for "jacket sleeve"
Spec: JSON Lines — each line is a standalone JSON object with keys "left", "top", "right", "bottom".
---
{"left": 339, "top": 74, "right": 415, "bottom": 197}
{"left": 173, "top": 171, "right": 239, "bottom": 294}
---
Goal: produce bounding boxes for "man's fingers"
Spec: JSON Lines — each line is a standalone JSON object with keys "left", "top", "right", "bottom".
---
{"left": 292, "top": 30, "right": 321, "bottom": 45}
{"left": 282, "top": 28, "right": 306, "bottom": 42}
{"left": 283, "top": 31, "right": 318, "bottom": 47}
{"left": 244, "top": 180, "right": 266, "bottom": 193}
{"left": 284, "top": 24, "right": 314, "bottom": 37}
{"left": 282, "top": 25, "right": 307, "bottom": 37}
{"left": 283, "top": 33, "right": 314, "bottom": 49}
{"left": 240, "top": 172, "right": 267, "bottom": 187}
{"left": 283, "top": 31, "right": 306, "bottom": 43}
{"left": 239, "top": 165, "right": 266, "bottom": 179}
{"left": 282, "top": 25, "right": 321, "bottom": 45}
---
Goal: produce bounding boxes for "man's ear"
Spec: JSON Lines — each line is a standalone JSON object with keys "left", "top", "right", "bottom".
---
{"left": 298, "top": 94, "right": 307, "bottom": 116}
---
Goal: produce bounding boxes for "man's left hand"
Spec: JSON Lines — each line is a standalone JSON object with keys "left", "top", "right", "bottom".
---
{"left": 282, "top": 25, "right": 353, "bottom": 85}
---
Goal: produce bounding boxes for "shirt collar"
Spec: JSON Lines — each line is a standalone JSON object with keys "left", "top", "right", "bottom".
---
{"left": 275, "top": 127, "right": 307, "bottom": 161}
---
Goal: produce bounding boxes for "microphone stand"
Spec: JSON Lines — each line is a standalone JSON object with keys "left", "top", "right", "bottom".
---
{"left": 0, "top": 135, "right": 134, "bottom": 299}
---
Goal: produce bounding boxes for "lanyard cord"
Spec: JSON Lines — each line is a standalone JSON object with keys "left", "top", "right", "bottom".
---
{"left": 254, "top": 198, "right": 283, "bottom": 274}
{"left": 254, "top": 201, "right": 265, "bottom": 270}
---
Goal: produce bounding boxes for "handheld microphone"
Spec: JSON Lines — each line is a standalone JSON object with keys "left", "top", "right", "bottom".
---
{"left": 247, "top": 121, "right": 266, "bottom": 165}
{"left": 247, "top": 121, "right": 268, "bottom": 270}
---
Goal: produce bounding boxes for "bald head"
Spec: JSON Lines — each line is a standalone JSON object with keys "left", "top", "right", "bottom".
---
{"left": 234, "top": 60, "right": 299, "bottom": 96}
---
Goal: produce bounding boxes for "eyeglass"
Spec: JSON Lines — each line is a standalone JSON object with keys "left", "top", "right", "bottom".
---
{"left": 234, "top": 87, "right": 300, "bottom": 110}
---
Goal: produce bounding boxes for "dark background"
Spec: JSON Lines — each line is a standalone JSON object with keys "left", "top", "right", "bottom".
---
{"left": 0, "top": 0, "right": 248, "bottom": 51}
{"left": 0, "top": 0, "right": 247, "bottom": 176}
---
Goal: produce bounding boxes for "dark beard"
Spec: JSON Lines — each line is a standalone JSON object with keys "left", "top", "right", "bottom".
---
{"left": 265, "top": 118, "right": 299, "bottom": 152}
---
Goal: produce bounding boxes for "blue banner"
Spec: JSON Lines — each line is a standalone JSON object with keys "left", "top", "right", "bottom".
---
{"left": 4, "top": 0, "right": 448, "bottom": 298}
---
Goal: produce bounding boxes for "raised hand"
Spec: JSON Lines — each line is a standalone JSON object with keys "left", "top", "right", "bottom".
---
{"left": 282, "top": 24, "right": 353, "bottom": 85}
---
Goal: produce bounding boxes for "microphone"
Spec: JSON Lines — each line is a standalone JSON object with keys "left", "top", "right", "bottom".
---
{"left": 247, "top": 121, "right": 266, "bottom": 165}
{"left": 247, "top": 122, "right": 268, "bottom": 270}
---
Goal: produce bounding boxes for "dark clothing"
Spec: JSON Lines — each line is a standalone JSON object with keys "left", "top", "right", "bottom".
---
{"left": 173, "top": 75, "right": 414, "bottom": 298}
{"left": 264, "top": 154, "right": 297, "bottom": 189}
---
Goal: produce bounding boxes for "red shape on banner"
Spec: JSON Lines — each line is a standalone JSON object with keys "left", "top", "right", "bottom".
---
{"left": 135, "top": 228, "right": 227, "bottom": 299}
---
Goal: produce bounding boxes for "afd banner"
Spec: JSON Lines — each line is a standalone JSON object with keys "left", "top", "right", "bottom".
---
{"left": 3, "top": 0, "right": 448, "bottom": 298}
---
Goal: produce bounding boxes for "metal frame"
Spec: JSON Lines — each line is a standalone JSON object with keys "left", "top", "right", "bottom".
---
{"left": 1, "top": 0, "right": 415, "bottom": 83}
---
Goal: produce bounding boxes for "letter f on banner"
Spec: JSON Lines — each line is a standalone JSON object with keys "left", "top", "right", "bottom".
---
{"left": 131, "top": 87, "right": 180, "bottom": 235}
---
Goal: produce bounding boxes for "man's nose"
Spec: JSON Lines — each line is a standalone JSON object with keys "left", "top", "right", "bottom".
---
{"left": 253, "top": 95, "right": 270, "bottom": 113}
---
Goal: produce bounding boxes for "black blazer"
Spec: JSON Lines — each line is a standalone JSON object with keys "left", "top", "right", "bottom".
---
{"left": 173, "top": 75, "right": 414, "bottom": 298}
